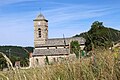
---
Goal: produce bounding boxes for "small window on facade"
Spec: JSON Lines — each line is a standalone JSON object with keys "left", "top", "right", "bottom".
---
{"left": 39, "top": 31, "right": 41, "bottom": 37}
{"left": 38, "top": 28, "right": 41, "bottom": 38}
{"left": 36, "top": 58, "right": 39, "bottom": 65}
{"left": 53, "top": 58, "right": 56, "bottom": 62}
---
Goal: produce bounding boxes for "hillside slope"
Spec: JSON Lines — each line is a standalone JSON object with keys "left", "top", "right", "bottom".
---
{"left": 74, "top": 21, "right": 120, "bottom": 51}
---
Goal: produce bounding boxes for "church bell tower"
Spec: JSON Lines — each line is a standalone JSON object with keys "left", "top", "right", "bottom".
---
{"left": 33, "top": 13, "right": 48, "bottom": 47}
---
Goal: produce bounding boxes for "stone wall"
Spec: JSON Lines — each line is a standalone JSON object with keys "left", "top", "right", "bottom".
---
{"left": 30, "top": 55, "right": 69, "bottom": 67}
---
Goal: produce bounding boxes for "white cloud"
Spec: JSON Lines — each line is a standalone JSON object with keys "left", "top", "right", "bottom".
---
{"left": 0, "top": 0, "right": 34, "bottom": 6}
{"left": 43, "top": 5, "right": 116, "bottom": 27}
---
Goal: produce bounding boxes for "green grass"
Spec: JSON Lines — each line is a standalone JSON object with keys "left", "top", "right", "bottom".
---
{"left": 0, "top": 49, "right": 120, "bottom": 80}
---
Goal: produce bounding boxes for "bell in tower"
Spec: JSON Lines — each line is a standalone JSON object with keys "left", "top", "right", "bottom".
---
{"left": 33, "top": 13, "right": 48, "bottom": 47}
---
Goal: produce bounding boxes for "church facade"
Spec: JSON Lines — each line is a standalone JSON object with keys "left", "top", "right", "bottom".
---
{"left": 30, "top": 13, "right": 86, "bottom": 67}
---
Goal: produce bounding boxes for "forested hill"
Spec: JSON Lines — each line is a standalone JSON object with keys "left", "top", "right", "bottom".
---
{"left": 74, "top": 21, "right": 120, "bottom": 51}
{"left": 0, "top": 46, "right": 33, "bottom": 57}
{"left": 0, "top": 46, "right": 34, "bottom": 69}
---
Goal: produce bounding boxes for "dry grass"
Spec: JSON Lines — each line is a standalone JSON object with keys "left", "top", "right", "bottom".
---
{"left": 0, "top": 49, "right": 120, "bottom": 80}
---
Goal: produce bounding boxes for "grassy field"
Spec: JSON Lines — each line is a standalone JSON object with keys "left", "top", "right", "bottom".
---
{"left": 0, "top": 49, "right": 120, "bottom": 80}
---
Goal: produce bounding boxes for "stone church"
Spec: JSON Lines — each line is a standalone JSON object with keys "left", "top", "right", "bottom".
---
{"left": 30, "top": 13, "right": 86, "bottom": 67}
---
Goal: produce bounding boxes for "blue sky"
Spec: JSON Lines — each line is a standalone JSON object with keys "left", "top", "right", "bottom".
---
{"left": 0, "top": 0, "right": 120, "bottom": 46}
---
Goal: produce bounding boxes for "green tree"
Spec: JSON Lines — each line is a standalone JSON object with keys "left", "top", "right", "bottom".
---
{"left": 70, "top": 41, "right": 81, "bottom": 59}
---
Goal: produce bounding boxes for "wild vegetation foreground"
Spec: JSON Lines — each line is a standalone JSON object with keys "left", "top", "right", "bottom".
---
{"left": 0, "top": 49, "right": 120, "bottom": 80}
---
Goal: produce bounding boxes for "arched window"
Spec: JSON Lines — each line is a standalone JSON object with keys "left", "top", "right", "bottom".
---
{"left": 38, "top": 28, "right": 41, "bottom": 37}
{"left": 38, "top": 28, "right": 41, "bottom": 30}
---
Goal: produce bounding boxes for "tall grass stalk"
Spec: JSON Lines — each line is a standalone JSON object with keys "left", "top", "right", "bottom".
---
{"left": 0, "top": 52, "right": 15, "bottom": 71}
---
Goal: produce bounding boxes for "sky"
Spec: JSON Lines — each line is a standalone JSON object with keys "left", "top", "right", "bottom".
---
{"left": 0, "top": 0, "right": 120, "bottom": 47}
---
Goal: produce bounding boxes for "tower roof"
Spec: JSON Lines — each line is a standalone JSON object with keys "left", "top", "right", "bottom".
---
{"left": 34, "top": 13, "right": 48, "bottom": 22}
{"left": 36, "top": 13, "right": 45, "bottom": 19}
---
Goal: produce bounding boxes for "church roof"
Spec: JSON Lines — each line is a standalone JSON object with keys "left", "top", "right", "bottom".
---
{"left": 35, "top": 37, "right": 85, "bottom": 47}
{"left": 33, "top": 48, "right": 69, "bottom": 56}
